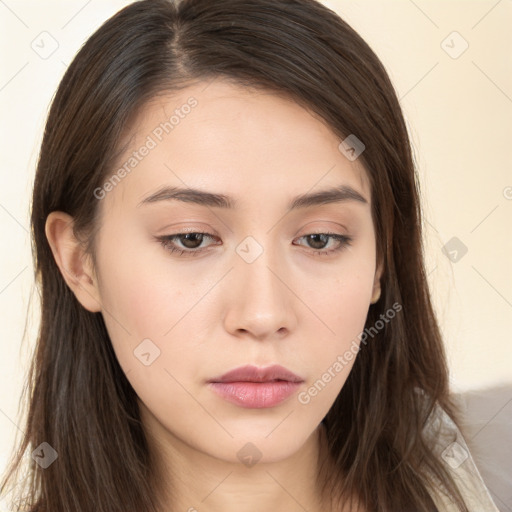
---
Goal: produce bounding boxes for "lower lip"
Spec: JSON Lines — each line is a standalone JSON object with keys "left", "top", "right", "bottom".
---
{"left": 208, "top": 381, "right": 302, "bottom": 408}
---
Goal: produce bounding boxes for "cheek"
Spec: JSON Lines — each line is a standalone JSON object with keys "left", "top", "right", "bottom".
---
{"left": 94, "top": 255, "right": 198, "bottom": 415}
{"left": 94, "top": 237, "right": 216, "bottom": 390}
{"left": 92, "top": 234, "right": 179, "bottom": 366}
{"left": 331, "top": 272, "right": 372, "bottom": 333}
{"left": 296, "top": 256, "right": 375, "bottom": 403}
{"left": 308, "top": 275, "right": 371, "bottom": 365}
{"left": 305, "top": 250, "right": 375, "bottom": 340}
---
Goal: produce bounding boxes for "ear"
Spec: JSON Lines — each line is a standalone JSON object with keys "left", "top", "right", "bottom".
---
{"left": 45, "top": 211, "right": 101, "bottom": 313}
{"left": 370, "top": 258, "right": 384, "bottom": 304}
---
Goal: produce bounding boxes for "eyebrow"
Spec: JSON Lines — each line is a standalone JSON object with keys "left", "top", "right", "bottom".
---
{"left": 137, "top": 184, "right": 368, "bottom": 210}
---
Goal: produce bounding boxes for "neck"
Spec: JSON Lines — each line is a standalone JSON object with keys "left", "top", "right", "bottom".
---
{"left": 141, "top": 404, "right": 334, "bottom": 512}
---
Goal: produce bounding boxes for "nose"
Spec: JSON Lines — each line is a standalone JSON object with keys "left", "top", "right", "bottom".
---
{"left": 222, "top": 240, "right": 298, "bottom": 341}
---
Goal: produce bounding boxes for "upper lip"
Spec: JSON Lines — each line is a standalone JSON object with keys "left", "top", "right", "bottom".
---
{"left": 208, "top": 364, "right": 304, "bottom": 383}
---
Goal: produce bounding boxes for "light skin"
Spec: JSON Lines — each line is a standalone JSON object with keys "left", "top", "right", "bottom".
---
{"left": 46, "top": 79, "right": 381, "bottom": 512}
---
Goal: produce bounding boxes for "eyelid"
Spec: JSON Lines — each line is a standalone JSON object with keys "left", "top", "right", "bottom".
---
{"left": 155, "top": 224, "right": 218, "bottom": 236}
{"left": 155, "top": 229, "right": 353, "bottom": 258}
{"left": 294, "top": 231, "right": 352, "bottom": 252}
{"left": 155, "top": 232, "right": 219, "bottom": 255}
{"left": 294, "top": 219, "right": 349, "bottom": 235}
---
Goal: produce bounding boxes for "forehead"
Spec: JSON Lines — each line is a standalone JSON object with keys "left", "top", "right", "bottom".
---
{"left": 104, "top": 79, "right": 371, "bottom": 212}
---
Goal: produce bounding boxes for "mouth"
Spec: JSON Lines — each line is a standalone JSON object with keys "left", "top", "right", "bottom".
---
{"left": 207, "top": 364, "right": 304, "bottom": 409}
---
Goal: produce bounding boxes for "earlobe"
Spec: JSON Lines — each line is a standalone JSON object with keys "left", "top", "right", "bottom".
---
{"left": 370, "top": 285, "right": 381, "bottom": 304}
{"left": 370, "top": 260, "right": 384, "bottom": 304}
{"left": 45, "top": 211, "right": 102, "bottom": 313}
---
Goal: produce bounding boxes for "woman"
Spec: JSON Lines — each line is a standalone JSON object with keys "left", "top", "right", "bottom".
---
{"left": 0, "top": 0, "right": 499, "bottom": 511}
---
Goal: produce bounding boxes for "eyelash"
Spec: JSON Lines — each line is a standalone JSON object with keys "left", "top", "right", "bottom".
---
{"left": 155, "top": 231, "right": 352, "bottom": 257}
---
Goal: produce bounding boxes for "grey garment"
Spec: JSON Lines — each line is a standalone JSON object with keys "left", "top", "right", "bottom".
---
{"left": 423, "top": 402, "right": 500, "bottom": 511}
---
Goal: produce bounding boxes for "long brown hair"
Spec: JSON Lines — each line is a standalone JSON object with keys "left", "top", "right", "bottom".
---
{"left": 2, "top": 0, "right": 469, "bottom": 510}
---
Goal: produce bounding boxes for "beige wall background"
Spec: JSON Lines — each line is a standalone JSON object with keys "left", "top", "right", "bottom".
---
{"left": 1, "top": 0, "right": 511, "bottom": 509}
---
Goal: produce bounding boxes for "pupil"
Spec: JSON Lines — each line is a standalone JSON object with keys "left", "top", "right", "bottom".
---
{"left": 181, "top": 233, "right": 203, "bottom": 249}
{"left": 308, "top": 234, "right": 327, "bottom": 250}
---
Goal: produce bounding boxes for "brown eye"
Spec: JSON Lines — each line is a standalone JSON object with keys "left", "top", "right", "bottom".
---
{"left": 176, "top": 233, "right": 205, "bottom": 249}
{"left": 304, "top": 234, "right": 330, "bottom": 250}
{"left": 157, "top": 232, "right": 219, "bottom": 256}
{"left": 294, "top": 232, "right": 352, "bottom": 255}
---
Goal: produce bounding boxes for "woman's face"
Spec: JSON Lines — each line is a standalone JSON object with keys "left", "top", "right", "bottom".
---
{"left": 88, "top": 79, "right": 381, "bottom": 464}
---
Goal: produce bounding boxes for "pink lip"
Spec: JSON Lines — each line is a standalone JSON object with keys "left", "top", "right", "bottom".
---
{"left": 207, "top": 365, "right": 304, "bottom": 409}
